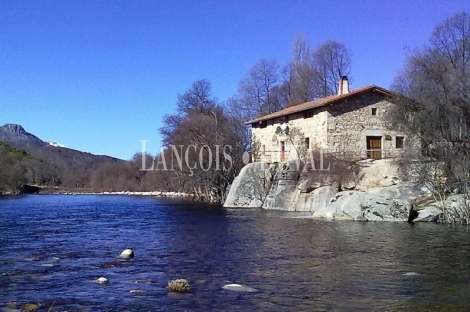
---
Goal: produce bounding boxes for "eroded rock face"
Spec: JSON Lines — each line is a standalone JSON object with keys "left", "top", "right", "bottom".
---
{"left": 314, "top": 191, "right": 411, "bottom": 221}
{"left": 290, "top": 186, "right": 338, "bottom": 212}
{"left": 414, "top": 206, "right": 443, "bottom": 222}
{"left": 262, "top": 160, "right": 308, "bottom": 210}
{"left": 277, "top": 161, "right": 302, "bottom": 181}
{"left": 356, "top": 159, "right": 401, "bottom": 191}
{"left": 223, "top": 162, "right": 275, "bottom": 208}
{"left": 367, "top": 184, "right": 423, "bottom": 201}
{"left": 297, "top": 176, "right": 337, "bottom": 193}
{"left": 262, "top": 180, "right": 297, "bottom": 210}
{"left": 226, "top": 161, "right": 424, "bottom": 222}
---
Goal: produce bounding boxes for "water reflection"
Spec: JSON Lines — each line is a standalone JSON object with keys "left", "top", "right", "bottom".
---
{"left": 0, "top": 195, "right": 469, "bottom": 311}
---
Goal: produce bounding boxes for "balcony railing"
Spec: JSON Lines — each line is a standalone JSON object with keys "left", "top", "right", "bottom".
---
{"left": 252, "top": 148, "right": 406, "bottom": 163}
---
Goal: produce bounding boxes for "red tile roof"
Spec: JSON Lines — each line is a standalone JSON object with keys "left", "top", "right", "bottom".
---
{"left": 245, "top": 85, "right": 393, "bottom": 124}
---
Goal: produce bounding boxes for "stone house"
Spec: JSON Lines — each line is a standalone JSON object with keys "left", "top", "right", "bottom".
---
{"left": 245, "top": 77, "right": 411, "bottom": 162}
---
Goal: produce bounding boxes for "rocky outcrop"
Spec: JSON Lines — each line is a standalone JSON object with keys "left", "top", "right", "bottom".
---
{"left": 224, "top": 160, "right": 436, "bottom": 221}
{"left": 414, "top": 206, "right": 443, "bottom": 222}
{"left": 422, "top": 195, "right": 470, "bottom": 224}
{"left": 224, "top": 162, "right": 276, "bottom": 208}
{"left": 262, "top": 180, "right": 298, "bottom": 210}
{"left": 355, "top": 159, "right": 401, "bottom": 190}
{"left": 290, "top": 186, "right": 338, "bottom": 212}
{"left": 313, "top": 191, "right": 411, "bottom": 221}
{"left": 366, "top": 184, "right": 423, "bottom": 200}
{"left": 0, "top": 124, "right": 46, "bottom": 148}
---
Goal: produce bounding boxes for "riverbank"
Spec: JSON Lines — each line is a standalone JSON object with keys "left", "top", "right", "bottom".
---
{"left": 224, "top": 159, "right": 470, "bottom": 224}
{"left": 64, "top": 191, "right": 192, "bottom": 197}
{"left": 1, "top": 189, "right": 192, "bottom": 198}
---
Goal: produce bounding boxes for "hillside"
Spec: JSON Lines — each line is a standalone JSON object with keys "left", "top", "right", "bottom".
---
{"left": 0, "top": 141, "right": 59, "bottom": 194}
{"left": 0, "top": 124, "right": 123, "bottom": 191}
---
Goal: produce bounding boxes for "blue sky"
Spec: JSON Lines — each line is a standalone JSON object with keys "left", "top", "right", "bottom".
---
{"left": 0, "top": 0, "right": 468, "bottom": 160}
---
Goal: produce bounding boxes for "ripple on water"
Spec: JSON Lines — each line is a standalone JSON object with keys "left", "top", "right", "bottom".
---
{"left": 1, "top": 195, "right": 470, "bottom": 311}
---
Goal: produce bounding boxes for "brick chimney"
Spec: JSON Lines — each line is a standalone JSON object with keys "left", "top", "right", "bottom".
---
{"left": 338, "top": 76, "right": 349, "bottom": 95}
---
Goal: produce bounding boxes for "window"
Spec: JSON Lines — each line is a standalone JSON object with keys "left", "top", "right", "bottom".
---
{"left": 396, "top": 136, "right": 404, "bottom": 148}
{"left": 371, "top": 108, "right": 378, "bottom": 116}
{"left": 304, "top": 111, "right": 314, "bottom": 118}
{"left": 261, "top": 144, "right": 265, "bottom": 155}
{"left": 305, "top": 137, "right": 310, "bottom": 150}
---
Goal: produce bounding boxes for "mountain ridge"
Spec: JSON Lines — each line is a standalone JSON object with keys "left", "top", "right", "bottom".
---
{"left": 0, "top": 123, "right": 123, "bottom": 190}
{"left": 0, "top": 123, "right": 47, "bottom": 148}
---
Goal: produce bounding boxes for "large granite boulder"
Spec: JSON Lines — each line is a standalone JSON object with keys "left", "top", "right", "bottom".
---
{"left": 356, "top": 159, "right": 401, "bottom": 191}
{"left": 261, "top": 160, "right": 303, "bottom": 210}
{"left": 366, "top": 184, "right": 424, "bottom": 201}
{"left": 223, "top": 162, "right": 272, "bottom": 208}
{"left": 414, "top": 206, "right": 443, "bottom": 222}
{"left": 276, "top": 160, "right": 302, "bottom": 181}
{"left": 290, "top": 186, "right": 338, "bottom": 212}
{"left": 262, "top": 180, "right": 298, "bottom": 210}
{"left": 313, "top": 191, "right": 410, "bottom": 221}
{"left": 297, "top": 175, "right": 338, "bottom": 193}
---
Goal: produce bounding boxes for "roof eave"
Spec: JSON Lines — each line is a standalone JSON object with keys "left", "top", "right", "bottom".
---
{"left": 245, "top": 85, "right": 397, "bottom": 125}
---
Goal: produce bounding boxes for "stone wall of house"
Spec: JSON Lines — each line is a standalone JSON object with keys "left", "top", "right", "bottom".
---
{"left": 251, "top": 108, "right": 328, "bottom": 163}
{"left": 251, "top": 91, "right": 416, "bottom": 163}
{"left": 326, "top": 92, "right": 408, "bottom": 159}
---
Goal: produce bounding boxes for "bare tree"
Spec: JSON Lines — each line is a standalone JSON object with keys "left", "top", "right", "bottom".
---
{"left": 285, "top": 37, "right": 319, "bottom": 106}
{"left": 177, "top": 79, "right": 215, "bottom": 114}
{"left": 238, "top": 58, "right": 283, "bottom": 119}
{"left": 159, "top": 80, "right": 247, "bottom": 202}
{"left": 313, "top": 40, "right": 352, "bottom": 97}
{"left": 388, "top": 11, "right": 470, "bottom": 201}
{"left": 280, "top": 38, "right": 353, "bottom": 106}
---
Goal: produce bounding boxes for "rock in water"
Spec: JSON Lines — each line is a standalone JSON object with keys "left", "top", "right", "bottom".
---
{"left": 402, "top": 272, "right": 420, "bottom": 276}
{"left": 167, "top": 279, "right": 191, "bottom": 292}
{"left": 119, "top": 249, "right": 134, "bottom": 258}
{"left": 222, "top": 284, "right": 258, "bottom": 292}
{"left": 97, "top": 277, "right": 108, "bottom": 284}
{"left": 21, "top": 303, "right": 39, "bottom": 311}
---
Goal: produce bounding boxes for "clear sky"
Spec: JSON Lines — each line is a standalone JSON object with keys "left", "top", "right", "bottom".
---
{"left": 1, "top": 0, "right": 468, "bottom": 160}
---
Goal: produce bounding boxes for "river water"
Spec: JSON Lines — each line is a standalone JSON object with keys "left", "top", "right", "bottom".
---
{"left": 1, "top": 195, "right": 469, "bottom": 311}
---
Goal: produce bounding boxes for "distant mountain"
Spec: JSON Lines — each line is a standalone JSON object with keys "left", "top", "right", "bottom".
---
{"left": 0, "top": 124, "right": 123, "bottom": 189}
{"left": 0, "top": 124, "right": 47, "bottom": 148}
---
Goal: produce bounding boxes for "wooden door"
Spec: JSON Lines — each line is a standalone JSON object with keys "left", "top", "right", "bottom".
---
{"left": 280, "top": 141, "right": 286, "bottom": 162}
{"left": 366, "top": 136, "right": 382, "bottom": 159}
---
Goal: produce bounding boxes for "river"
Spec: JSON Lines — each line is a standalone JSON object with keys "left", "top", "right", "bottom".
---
{"left": 1, "top": 195, "right": 469, "bottom": 311}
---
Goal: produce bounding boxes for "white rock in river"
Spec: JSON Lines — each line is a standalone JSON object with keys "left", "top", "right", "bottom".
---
{"left": 97, "top": 277, "right": 108, "bottom": 284}
{"left": 119, "top": 249, "right": 134, "bottom": 258}
{"left": 222, "top": 284, "right": 257, "bottom": 292}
